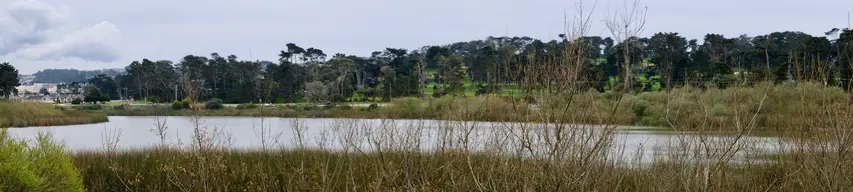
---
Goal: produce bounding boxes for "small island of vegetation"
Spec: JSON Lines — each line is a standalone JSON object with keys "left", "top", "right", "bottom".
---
{"left": 0, "top": 101, "right": 108, "bottom": 128}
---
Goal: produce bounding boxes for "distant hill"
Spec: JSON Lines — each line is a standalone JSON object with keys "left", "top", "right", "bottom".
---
{"left": 32, "top": 69, "right": 125, "bottom": 83}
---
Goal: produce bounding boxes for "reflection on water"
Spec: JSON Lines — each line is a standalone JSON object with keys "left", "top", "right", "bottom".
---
{"left": 6, "top": 116, "right": 782, "bottom": 164}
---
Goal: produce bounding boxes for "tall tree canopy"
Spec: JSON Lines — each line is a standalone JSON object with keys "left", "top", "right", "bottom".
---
{"left": 0, "top": 63, "right": 20, "bottom": 98}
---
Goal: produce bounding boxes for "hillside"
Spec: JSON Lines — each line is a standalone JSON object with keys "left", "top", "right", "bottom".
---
{"left": 32, "top": 68, "right": 125, "bottom": 83}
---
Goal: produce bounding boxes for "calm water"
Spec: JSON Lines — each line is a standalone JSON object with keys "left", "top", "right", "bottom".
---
{"left": 6, "top": 116, "right": 782, "bottom": 163}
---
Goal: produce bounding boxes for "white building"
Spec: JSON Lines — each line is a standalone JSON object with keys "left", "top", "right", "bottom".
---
{"left": 15, "top": 83, "right": 59, "bottom": 96}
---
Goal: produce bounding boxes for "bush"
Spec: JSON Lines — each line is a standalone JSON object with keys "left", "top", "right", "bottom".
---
{"left": 475, "top": 84, "right": 489, "bottom": 96}
{"left": 171, "top": 100, "right": 186, "bottom": 110}
{"left": 70, "top": 98, "right": 83, "bottom": 105}
{"left": 0, "top": 130, "right": 85, "bottom": 191}
{"left": 181, "top": 98, "right": 192, "bottom": 109}
{"left": 236, "top": 104, "right": 258, "bottom": 110}
{"left": 323, "top": 102, "right": 337, "bottom": 110}
{"left": 205, "top": 98, "right": 224, "bottom": 110}
{"left": 83, "top": 95, "right": 99, "bottom": 104}
{"left": 113, "top": 105, "right": 128, "bottom": 110}
{"left": 367, "top": 104, "right": 379, "bottom": 111}
{"left": 331, "top": 93, "right": 346, "bottom": 103}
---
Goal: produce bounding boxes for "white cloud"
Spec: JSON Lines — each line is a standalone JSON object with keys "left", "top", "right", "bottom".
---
{"left": 11, "top": 21, "right": 122, "bottom": 62}
{"left": 0, "top": 0, "right": 122, "bottom": 73}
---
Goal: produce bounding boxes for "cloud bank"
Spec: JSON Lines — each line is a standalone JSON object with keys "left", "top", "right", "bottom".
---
{"left": 0, "top": 0, "right": 122, "bottom": 73}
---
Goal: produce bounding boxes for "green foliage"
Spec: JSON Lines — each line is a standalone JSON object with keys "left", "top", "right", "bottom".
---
{"left": 367, "top": 104, "right": 379, "bottom": 111}
{"left": 88, "top": 74, "right": 119, "bottom": 99}
{"left": 71, "top": 98, "right": 83, "bottom": 105}
{"left": 113, "top": 104, "right": 128, "bottom": 110}
{"left": 0, "top": 130, "right": 85, "bottom": 191}
{"left": 61, "top": 28, "right": 853, "bottom": 105}
{"left": 0, "top": 63, "right": 20, "bottom": 98}
{"left": 205, "top": 98, "right": 224, "bottom": 110}
{"left": 83, "top": 85, "right": 110, "bottom": 104}
{"left": 171, "top": 100, "right": 187, "bottom": 110}
{"left": 181, "top": 98, "right": 192, "bottom": 109}
{"left": 436, "top": 54, "right": 467, "bottom": 95}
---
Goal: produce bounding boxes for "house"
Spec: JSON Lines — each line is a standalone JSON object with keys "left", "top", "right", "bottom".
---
{"left": 15, "top": 83, "right": 60, "bottom": 96}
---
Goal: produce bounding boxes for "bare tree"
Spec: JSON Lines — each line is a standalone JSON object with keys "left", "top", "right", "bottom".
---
{"left": 604, "top": 0, "right": 647, "bottom": 92}
{"left": 305, "top": 81, "right": 329, "bottom": 104}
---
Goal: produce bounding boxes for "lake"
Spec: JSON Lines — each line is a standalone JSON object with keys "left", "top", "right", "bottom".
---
{"left": 6, "top": 116, "right": 782, "bottom": 164}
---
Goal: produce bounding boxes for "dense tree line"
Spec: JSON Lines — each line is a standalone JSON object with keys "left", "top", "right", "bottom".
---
{"left": 72, "top": 28, "right": 853, "bottom": 103}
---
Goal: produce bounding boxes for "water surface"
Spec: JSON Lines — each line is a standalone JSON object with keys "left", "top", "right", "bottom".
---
{"left": 7, "top": 116, "right": 782, "bottom": 164}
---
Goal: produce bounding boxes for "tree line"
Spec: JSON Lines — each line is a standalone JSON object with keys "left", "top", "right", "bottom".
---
{"left": 6, "top": 28, "right": 853, "bottom": 103}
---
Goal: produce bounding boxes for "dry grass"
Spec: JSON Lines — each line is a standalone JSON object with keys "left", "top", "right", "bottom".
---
{"left": 0, "top": 101, "right": 108, "bottom": 128}
{"left": 68, "top": 86, "right": 853, "bottom": 191}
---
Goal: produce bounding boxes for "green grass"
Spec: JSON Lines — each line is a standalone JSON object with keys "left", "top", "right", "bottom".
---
{"left": 0, "top": 101, "right": 108, "bottom": 128}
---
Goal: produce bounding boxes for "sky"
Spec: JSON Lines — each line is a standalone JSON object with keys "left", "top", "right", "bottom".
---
{"left": 2, "top": 0, "right": 852, "bottom": 74}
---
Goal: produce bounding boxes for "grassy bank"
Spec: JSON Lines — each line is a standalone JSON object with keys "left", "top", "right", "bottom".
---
{"left": 0, "top": 101, "right": 108, "bottom": 128}
{"left": 77, "top": 82, "right": 848, "bottom": 131}
{"left": 71, "top": 149, "right": 806, "bottom": 191}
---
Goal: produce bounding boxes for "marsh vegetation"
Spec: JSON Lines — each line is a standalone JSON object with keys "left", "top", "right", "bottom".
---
{"left": 5, "top": 0, "right": 853, "bottom": 191}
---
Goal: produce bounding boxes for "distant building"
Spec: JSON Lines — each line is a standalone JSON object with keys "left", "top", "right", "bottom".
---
{"left": 15, "top": 83, "right": 60, "bottom": 96}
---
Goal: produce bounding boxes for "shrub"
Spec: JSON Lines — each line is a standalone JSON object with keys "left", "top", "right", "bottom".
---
{"left": 100, "top": 95, "right": 111, "bottom": 103}
{"left": 70, "top": 98, "right": 83, "bottom": 105}
{"left": 331, "top": 93, "right": 346, "bottom": 103}
{"left": 367, "top": 104, "right": 379, "bottom": 111}
{"left": 475, "top": 84, "right": 489, "bottom": 96}
{"left": 0, "top": 130, "right": 85, "bottom": 191}
{"left": 631, "top": 101, "right": 648, "bottom": 123}
{"left": 83, "top": 95, "right": 99, "bottom": 104}
{"left": 113, "top": 105, "right": 128, "bottom": 110}
{"left": 323, "top": 102, "right": 337, "bottom": 110}
{"left": 171, "top": 100, "right": 185, "bottom": 110}
{"left": 205, "top": 98, "right": 224, "bottom": 110}
{"left": 181, "top": 98, "right": 192, "bottom": 109}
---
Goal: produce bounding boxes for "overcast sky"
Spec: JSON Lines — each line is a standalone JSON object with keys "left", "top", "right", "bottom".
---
{"left": 2, "top": 0, "right": 852, "bottom": 74}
